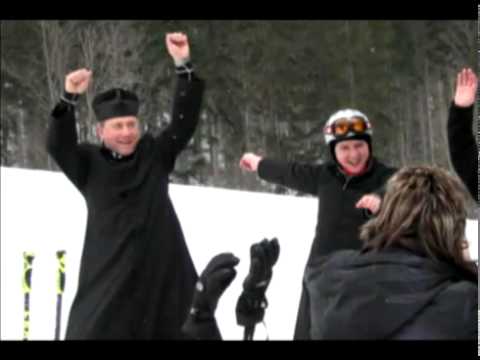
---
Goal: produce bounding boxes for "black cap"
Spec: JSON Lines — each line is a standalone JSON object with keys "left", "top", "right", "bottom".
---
{"left": 92, "top": 88, "right": 139, "bottom": 122}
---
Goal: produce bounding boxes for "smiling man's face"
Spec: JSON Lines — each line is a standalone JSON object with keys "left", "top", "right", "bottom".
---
{"left": 96, "top": 116, "right": 141, "bottom": 156}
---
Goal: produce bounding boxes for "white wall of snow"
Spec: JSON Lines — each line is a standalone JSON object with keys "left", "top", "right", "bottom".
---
{"left": 1, "top": 166, "right": 478, "bottom": 340}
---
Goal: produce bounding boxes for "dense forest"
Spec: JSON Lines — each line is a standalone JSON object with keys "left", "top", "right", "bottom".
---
{"left": 1, "top": 20, "right": 477, "bottom": 195}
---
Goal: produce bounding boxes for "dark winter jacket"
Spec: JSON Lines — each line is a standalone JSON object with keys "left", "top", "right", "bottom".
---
{"left": 447, "top": 103, "right": 478, "bottom": 202}
{"left": 298, "top": 247, "right": 477, "bottom": 340}
{"left": 258, "top": 158, "right": 397, "bottom": 263}
{"left": 46, "top": 74, "right": 205, "bottom": 339}
{"left": 258, "top": 157, "right": 396, "bottom": 339}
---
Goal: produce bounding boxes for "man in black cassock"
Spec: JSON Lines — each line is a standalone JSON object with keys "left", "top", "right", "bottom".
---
{"left": 46, "top": 32, "right": 205, "bottom": 339}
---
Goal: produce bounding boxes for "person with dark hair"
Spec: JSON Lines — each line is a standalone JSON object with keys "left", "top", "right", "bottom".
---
{"left": 46, "top": 32, "right": 205, "bottom": 339}
{"left": 302, "top": 165, "right": 477, "bottom": 339}
{"left": 239, "top": 109, "right": 396, "bottom": 338}
{"left": 182, "top": 238, "right": 280, "bottom": 340}
{"left": 447, "top": 67, "right": 478, "bottom": 202}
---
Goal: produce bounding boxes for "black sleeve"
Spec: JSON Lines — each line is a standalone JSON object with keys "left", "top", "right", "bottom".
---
{"left": 257, "top": 158, "right": 322, "bottom": 195}
{"left": 46, "top": 100, "right": 89, "bottom": 191}
{"left": 464, "top": 285, "right": 478, "bottom": 340}
{"left": 447, "top": 103, "right": 477, "bottom": 202}
{"left": 156, "top": 73, "right": 206, "bottom": 173}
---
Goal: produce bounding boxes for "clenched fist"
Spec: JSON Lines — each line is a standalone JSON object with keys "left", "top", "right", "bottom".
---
{"left": 166, "top": 32, "right": 190, "bottom": 65}
{"left": 65, "top": 68, "right": 92, "bottom": 94}
{"left": 239, "top": 153, "right": 263, "bottom": 172}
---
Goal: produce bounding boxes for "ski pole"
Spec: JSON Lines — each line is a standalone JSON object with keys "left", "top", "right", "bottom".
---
{"left": 55, "top": 250, "right": 66, "bottom": 340}
{"left": 23, "top": 252, "right": 35, "bottom": 340}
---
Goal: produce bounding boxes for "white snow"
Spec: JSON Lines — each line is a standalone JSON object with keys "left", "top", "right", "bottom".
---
{"left": 1, "top": 166, "right": 478, "bottom": 340}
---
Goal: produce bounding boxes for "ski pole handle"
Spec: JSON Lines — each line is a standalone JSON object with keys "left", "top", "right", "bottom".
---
{"left": 23, "top": 252, "right": 35, "bottom": 293}
{"left": 56, "top": 251, "right": 66, "bottom": 295}
{"left": 55, "top": 250, "right": 66, "bottom": 340}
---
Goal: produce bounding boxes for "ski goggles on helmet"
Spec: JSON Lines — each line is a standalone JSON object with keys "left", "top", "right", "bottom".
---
{"left": 324, "top": 116, "right": 370, "bottom": 137}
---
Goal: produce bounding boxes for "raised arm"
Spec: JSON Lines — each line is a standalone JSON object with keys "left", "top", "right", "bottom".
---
{"left": 447, "top": 68, "right": 478, "bottom": 202}
{"left": 157, "top": 32, "right": 205, "bottom": 173}
{"left": 46, "top": 68, "right": 92, "bottom": 190}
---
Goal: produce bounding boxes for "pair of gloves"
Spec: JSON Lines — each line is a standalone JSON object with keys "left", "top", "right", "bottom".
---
{"left": 183, "top": 238, "right": 280, "bottom": 337}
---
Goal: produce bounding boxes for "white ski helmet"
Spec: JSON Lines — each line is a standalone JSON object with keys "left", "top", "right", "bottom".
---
{"left": 323, "top": 109, "right": 373, "bottom": 161}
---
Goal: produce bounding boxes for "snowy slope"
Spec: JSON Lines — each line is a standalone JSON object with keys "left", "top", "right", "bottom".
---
{"left": 1, "top": 166, "right": 477, "bottom": 340}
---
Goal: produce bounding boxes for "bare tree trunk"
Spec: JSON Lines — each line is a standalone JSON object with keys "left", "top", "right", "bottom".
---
{"left": 423, "top": 59, "right": 435, "bottom": 164}
{"left": 274, "top": 110, "right": 287, "bottom": 158}
{"left": 344, "top": 21, "right": 356, "bottom": 105}
{"left": 260, "top": 92, "right": 270, "bottom": 154}
{"left": 39, "top": 21, "right": 56, "bottom": 107}
{"left": 436, "top": 76, "right": 451, "bottom": 168}
{"left": 404, "top": 90, "right": 413, "bottom": 164}
{"left": 414, "top": 87, "right": 428, "bottom": 163}
{"left": 18, "top": 109, "right": 28, "bottom": 167}
{"left": 399, "top": 126, "right": 407, "bottom": 166}
{"left": 209, "top": 116, "right": 219, "bottom": 178}
{"left": 244, "top": 105, "right": 251, "bottom": 151}
{"left": 394, "top": 79, "right": 406, "bottom": 166}
{"left": 79, "top": 26, "right": 96, "bottom": 128}
{"left": 78, "top": 25, "right": 100, "bottom": 143}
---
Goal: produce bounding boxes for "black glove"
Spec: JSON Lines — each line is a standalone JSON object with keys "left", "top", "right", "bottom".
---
{"left": 236, "top": 238, "right": 280, "bottom": 327}
{"left": 189, "top": 252, "right": 240, "bottom": 320}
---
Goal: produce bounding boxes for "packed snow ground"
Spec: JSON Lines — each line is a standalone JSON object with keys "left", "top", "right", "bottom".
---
{"left": 1, "top": 166, "right": 477, "bottom": 340}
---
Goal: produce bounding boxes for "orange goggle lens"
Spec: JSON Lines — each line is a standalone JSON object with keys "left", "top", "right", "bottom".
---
{"left": 331, "top": 117, "right": 368, "bottom": 136}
